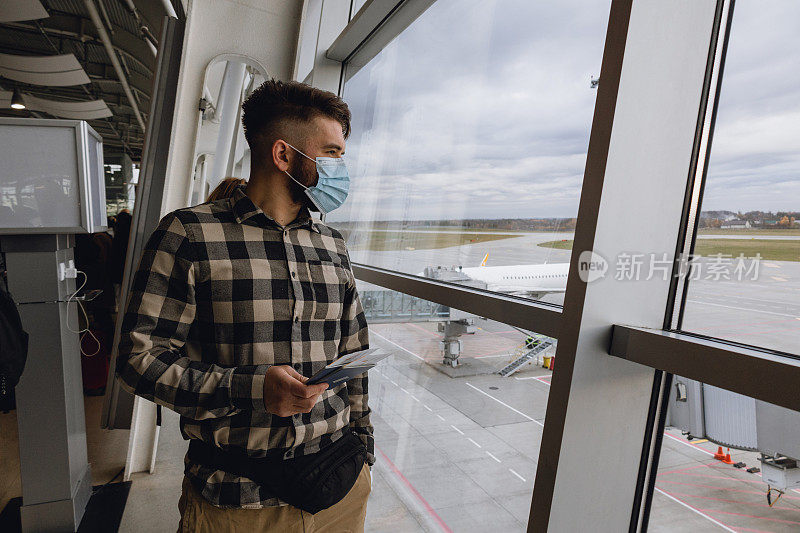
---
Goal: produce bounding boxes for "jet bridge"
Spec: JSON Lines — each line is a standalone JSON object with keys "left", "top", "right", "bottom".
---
{"left": 360, "top": 265, "right": 489, "bottom": 367}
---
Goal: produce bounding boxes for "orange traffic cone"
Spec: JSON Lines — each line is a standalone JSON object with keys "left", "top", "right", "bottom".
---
{"left": 723, "top": 448, "right": 733, "bottom": 465}
{"left": 714, "top": 447, "right": 725, "bottom": 461}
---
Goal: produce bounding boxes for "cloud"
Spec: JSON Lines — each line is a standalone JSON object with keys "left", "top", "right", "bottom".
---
{"left": 330, "top": 0, "right": 799, "bottom": 222}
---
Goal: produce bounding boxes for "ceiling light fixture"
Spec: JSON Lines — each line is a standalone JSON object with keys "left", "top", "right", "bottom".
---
{"left": 10, "top": 88, "right": 25, "bottom": 110}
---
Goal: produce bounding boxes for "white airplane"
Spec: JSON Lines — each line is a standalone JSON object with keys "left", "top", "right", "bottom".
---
{"left": 458, "top": 253, "right": 569, "bottom": 300}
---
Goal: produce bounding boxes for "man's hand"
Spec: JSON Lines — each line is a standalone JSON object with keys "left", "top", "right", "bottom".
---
{"left": 263, "top": 365, "right": 328, "bottom": 417}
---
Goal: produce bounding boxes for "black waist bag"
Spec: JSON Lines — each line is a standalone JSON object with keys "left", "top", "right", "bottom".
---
{"left": 188, "top": 430, "right": 367, "bottom": 514}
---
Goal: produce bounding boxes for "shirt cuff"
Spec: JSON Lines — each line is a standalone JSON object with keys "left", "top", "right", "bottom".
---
{"left": 230, "top": 364, "right": 271, "bottom": 413}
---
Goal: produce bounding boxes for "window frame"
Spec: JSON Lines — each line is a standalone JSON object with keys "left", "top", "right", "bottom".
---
{"left": 294, "top": 0, "right": 800, "bottom": 530}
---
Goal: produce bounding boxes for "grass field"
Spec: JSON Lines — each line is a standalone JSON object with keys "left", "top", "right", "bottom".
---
{"left": 538, "top": 239, "right": 800, "bottom": 262}
{"left": 345, "top": 230, "right": 517, "bottom": 251}
{"left": 697, "top": 228, "right": 800, "bottom": 236}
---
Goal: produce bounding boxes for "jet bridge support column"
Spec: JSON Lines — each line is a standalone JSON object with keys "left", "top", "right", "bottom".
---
{"left": 439, "top": 318, "right": 476, "bottom": 367}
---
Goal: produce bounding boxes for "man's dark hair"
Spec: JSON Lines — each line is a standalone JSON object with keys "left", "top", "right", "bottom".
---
{"left": 242, "top": 79, "right": 351, "bottom": 156}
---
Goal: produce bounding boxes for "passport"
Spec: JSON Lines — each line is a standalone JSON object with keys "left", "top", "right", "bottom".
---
{"left": 307, "top": 348, "right": 391, "bottom": 387}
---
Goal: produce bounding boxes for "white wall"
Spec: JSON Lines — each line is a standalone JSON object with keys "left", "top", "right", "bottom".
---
{"left": 162, "top": 0, "right": 303, "bottom": 213}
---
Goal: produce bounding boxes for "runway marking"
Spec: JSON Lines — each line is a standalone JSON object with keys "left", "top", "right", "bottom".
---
{"left": 687, "top": 299, "right": 799, "bottom": 319}
{"left": 400, "top": 387, "right": 410, "bottom": 394}
{"left": 663, "top": 432, "right": 715, "bottom": 457}
{"left": 436, "top": 414, "right": 446, "bottom": 421}
{"left": 771, "top": 276, "right": 788, "bottom": 282}
{"left": 450, "top": 425, "right": 464, "bottom": 435}
{"left": 371, "top": 330, "right": 426, "bottom": 361}
{"left": 509, "top": 469, "right": 526, "bottom": 482}
{"left": 692, "top": 439, "right": 709, "bottom": 444}
{"left": 389, "top": 379, "right": 398, "bottom": 386}
{"left": 764, "top": 262, "right": 780, "bottom": 268}
{"left": 467, "top": 438, "right": 482, "bottom": 448}
{"left": 655, "top": 488, "right": 736, "bottom": 532}
{"left": 410, "top": 395, "right": 421, "bottom": 403}
{"left": 375, "top": 446, "right": 453, "bottom": 533}
{"left": 486, "top": 451, "right": 502, "bottom": 463}
{"left": 665, "top": 489, "right": 800, "bottom": 512}
{"left": 698, "top": 508, "right": 800, "bottom": 527}
{"left": 465, "top": 382, "right": 543, "bottom": 426}
{"left": 657, "top": 479, "right": 800, "bottom": 501}
{"left": 423, "top": 404, "right": 433, "bottom": 412}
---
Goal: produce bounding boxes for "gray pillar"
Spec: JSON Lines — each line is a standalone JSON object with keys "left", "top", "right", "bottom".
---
{"left": 1, "top": 234, "right": 92, "bottom": 532}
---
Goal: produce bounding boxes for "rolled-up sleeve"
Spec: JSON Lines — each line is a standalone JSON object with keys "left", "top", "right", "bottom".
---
{"left": 116, "top": 212, "right": 269, "bottom": 420}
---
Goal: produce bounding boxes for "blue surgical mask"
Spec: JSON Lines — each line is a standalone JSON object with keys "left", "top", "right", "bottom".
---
{"left": 284, "top": 142, "right": 350, "bottom": 214}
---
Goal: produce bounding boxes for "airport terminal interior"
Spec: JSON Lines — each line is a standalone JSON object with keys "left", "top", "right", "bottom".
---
{"left": 0, "top": 0, "right": 798, "bottom": 531}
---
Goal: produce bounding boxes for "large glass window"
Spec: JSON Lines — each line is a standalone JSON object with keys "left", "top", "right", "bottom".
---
{"left": 333, "top": 0, "right": 611, "bottom": 306}
{"left": 680, "top": 0, "right": 800, "bottom": 354}
{"left": 358, "top": 278, "right": 554, "bottom": 531}
{"left": 651, "top": 382, "right": 800, "bottom": 532}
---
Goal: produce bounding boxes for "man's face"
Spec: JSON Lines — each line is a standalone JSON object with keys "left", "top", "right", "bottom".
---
{"left": 287, "top": 116, "right": 346, "bottom": 205}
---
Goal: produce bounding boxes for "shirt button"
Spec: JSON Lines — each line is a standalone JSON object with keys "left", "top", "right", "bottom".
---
{"left": 293, "top": 363, "right": 301, "bottom": 370}
{"left": 294, "top": 316, "right": 299, "bottom": 323}
{"left": 283, "top": 230, "right": 288, "bottom": 237}
{"left": 291, "top": 271, "right": 296, "bottom": 278}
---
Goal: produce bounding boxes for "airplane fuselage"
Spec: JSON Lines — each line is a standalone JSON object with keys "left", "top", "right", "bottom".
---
{"left": 460, "top": 262, "right": 569, "bottom": 295}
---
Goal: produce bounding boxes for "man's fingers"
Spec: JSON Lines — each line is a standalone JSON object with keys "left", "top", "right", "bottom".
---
{"left": 284, "top": 365, "right": 308, "bottom": 381}
{"left": 307, "top": 383, "right": 329, "bottom": 396}
{"left": 287, "top": 378, "right": 311, "bottom": 398}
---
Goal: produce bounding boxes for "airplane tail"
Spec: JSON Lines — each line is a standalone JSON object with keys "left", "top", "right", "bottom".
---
{"left": 480, "top": 253, "right": 489, "bottom": 267}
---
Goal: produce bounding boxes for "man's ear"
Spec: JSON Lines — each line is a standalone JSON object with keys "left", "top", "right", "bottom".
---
{"left": 272, "top": 139, "right": 291, "bottom": 172}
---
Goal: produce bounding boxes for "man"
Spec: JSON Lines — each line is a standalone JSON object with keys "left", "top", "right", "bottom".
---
{"left": 117, "top": 79, "right": 373, "bottom": 532}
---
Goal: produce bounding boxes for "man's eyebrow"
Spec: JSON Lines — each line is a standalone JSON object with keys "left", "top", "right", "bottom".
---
{"left": 322, "top": 143, "right": 343, "bottom": 151}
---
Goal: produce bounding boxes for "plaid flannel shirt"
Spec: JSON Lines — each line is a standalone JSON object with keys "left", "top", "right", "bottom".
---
{"left": 117, "top": 186, "right": 372, "bottom": 508}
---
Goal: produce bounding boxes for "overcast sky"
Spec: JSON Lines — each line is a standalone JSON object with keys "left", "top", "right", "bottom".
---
{"left": 329, "top": 0, "right": 799, "bottom": 223}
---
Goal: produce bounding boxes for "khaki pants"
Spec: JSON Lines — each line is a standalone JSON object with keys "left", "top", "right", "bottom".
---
{"left": 177, "top": 464, "right": 371, "bottom": 533}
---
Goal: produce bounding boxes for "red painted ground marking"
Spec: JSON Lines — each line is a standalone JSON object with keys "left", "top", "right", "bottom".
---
{"left": 658, "top": 463, "right": 720, "bottom": 476}
{"left": 404, "top": 322, "right": 442, "bottom": 338}
{"left": 664, "top": 489, "right": 800, "bottom": 513}
{"left": 699, "top": 507, "right": 800, "bottom": 526}
{"left": 375, "top": 446, "right": 453, "bottom": 533}
{"left": 657, "top": 479, "right": 800, "bottom": 501}
{"left": 670, "top": 472, "right": 767, "bottom": 486}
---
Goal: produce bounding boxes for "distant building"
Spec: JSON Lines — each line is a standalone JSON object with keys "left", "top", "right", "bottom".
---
{"left": 720, "top": 219, "right": 751, "bottom": 229}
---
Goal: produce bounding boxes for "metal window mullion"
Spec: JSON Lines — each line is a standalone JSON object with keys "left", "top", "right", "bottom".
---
{"left": 610, "top": 325, "right": 800, "bottom": 413}
{"left": 352, "top": 263, "right": 562, "bottom": 338}
{"left": 634, "top": 1, "right": 734, "bottom": 530}
{"left": 337, "top": 0, "right": 438, "bottom": 83}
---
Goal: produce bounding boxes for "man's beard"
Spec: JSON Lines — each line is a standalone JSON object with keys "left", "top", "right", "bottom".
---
{"left": 287, "top": 157, "right": 317, "bottom": 207}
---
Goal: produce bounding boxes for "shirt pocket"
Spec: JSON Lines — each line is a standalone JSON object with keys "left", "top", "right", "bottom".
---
{"left": 308, "top": 259, "right": 347, "bottom": 321}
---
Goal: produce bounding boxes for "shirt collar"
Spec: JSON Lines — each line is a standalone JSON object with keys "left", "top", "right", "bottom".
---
{"left": 230, "top": 185, "right": 320, "bottom": 233}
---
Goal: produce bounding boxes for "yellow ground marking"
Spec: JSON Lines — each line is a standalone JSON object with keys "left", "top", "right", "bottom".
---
{"left": 691, "top": 439, "right": 708, "bottom": 444}
{"left": 764, "top": 262, "right": 780, "bottom": 268}
{"left": 771, "top": 276, "right": 788, "bottom": 282}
